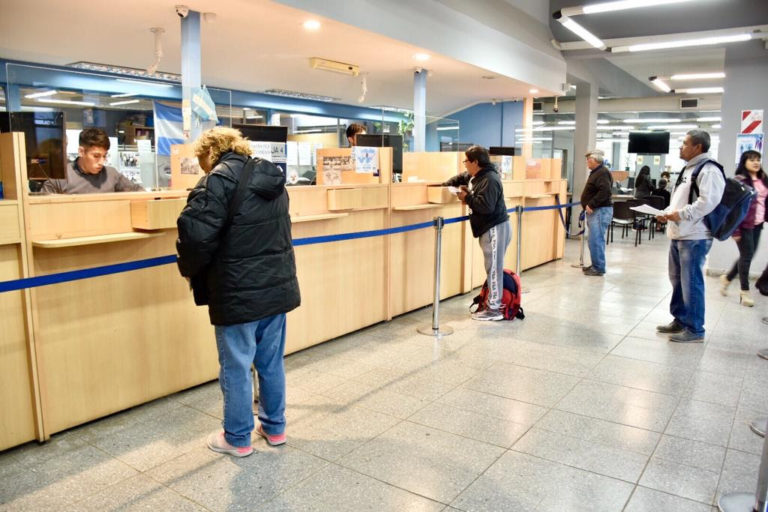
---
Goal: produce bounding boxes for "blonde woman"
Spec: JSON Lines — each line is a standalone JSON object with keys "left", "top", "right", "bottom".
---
{"left": 177, "top": 127, "right": 300, "bottom": 457}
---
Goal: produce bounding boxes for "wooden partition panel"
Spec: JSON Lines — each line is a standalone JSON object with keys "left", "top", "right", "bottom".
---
{"left": 30, "top": 232, "right": 216, "bottom": 433}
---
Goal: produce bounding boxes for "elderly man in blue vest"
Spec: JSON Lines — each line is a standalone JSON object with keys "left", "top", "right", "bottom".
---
{"left": 656, "top": 130, "right": 725, "bottom": 343}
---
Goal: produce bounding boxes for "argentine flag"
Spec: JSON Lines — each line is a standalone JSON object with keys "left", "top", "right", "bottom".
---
{"left": 153, "top": 101, "right": 185, "bottom": 157}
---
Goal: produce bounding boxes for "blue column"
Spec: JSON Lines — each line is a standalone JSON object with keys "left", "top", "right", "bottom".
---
{"left": 413, "top": 69, "right": 427, "bottom": 152}
{"left": 180, "top": 10, "right": 202, "bottom": 141}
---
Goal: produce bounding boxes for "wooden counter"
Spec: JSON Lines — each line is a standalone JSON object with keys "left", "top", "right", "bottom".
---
{"left": 0, "top": 135, "right": 569, "bottom": 450}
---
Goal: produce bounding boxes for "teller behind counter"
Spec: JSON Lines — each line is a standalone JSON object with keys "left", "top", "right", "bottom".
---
{"left": 42, "top": 127, "right": 145, "bottom": 194}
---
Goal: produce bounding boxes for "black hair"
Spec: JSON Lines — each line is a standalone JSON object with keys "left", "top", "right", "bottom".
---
{"left": 464, "top": 145, "right": 492, "bottom": 168}
{"left": 735, "top": 150, "right": 767, "bottom": 188}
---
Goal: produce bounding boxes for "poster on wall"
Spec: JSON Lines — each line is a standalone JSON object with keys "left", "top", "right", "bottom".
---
{"left": 653, "top": 155, "right": 661, "bottom": 165}
{"left": 636, "top": 155, "right": 644, "bottom": 165}
{"left": 736, "top": 134, "right": 764, "bottom": 162}
{"left": 352, "top": 146, "right": 379, "bottom": 174}
{"left": 741, "top": 109, "right": 763, "bottom": 135}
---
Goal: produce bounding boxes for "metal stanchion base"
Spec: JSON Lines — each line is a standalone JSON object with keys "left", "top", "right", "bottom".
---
{"left": 717, "top": 492, "right": 756, "bottom": 512}
{"left": 417, "top": 325, "right": 453, "bottom": 337}
{"left": 758, "top": 349, "right": 768, "bottom": 361}
{"left": 570, "top": 262, "right": 585, "bottom": 268}
{"left": 751, "top": 418, "right": 767, "bottom": 438}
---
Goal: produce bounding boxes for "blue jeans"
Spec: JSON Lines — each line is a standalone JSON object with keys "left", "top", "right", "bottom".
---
{"left": 668, "top": 239, "right": 712, "bottom": 337}
{"left": 586, "top": 206, "right": 613, "bottom": 273}
{"left": 214, "top": 313, "right": 287, "bottom": 447}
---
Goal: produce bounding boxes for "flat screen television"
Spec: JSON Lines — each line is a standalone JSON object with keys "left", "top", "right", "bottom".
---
{"left": 489, "top": 146, "right": 516, "bottom": 156}
{"left": 0, "top": 111, "right": 66, "bottom": 179}
{"left": 628, "top": 131, "right": 669, "bottom": 154}
{"left": 356, "top": 134, "right": 403, "bottom": 174}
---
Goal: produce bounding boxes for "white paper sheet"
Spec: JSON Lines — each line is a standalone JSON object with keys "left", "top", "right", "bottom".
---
{"left": 630, "top": 204, "right": 665, "bottom": 216}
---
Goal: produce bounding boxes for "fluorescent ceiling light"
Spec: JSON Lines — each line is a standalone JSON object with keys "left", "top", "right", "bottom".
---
{"left": 625, "top": 33, "right": 751, "bottom": 52}
{"left": 675, "top": 87, "right": 724, "bottom": 94}
{"left": 25, "top": 90, "right": 57, "bottom": 99}
{"left": 597, "top": 119, "right": 609, "bottom": 124}
{"left": 413, "top": 53, "right": 431, "bottom": 62}
{"left": 597, "top": 125, "right": 634, "bottom": 130}
{"left": 518, "top": 137, "right": 554, "bottom": 142}
{"left": 712, "top": 124, "right": 722, "bottom": 129}
{"left": 109, "top": 99, "right": 141, "bottom": 106}
{"left": 670, "top": 72, "right": 725, "bottom": 80}
{"left": 558, "top": 120, "right": 576, "bottom": 125}
{"left": 303, "top": 20, "right": 321, "bottom": 31}
{"left": 529, "top": 88, "right": 539, "bottom": 94}
{"left": 649, "top": 77, "right": 671, "bottom": 93}
{"left": 623, "top": 118, "right": 679, "bottom": 123}
{"left": 533, "top": 126, "right": 576, "bottom": 131}
{"left": 436, "top": 126, "right": 458, "bottom": 131}
{"left": 38, "top": 98, "right": 96, "bottom": 106}
{"left": 558, "top": 16, "right": 606, "bottom": 50}
{"left": 116, "top": 78, "right": 174, "bottom": 88}
{"left": 648, "top": 124, "right": 699, "bottom": 129}
{"left": 582, "top": 0, "right": 692, "bottom": 14}
{"left": 20, "top": 106, "right": 55, "bottom": 112}
{"left": 697, "top": 116, "right": 721, "bottom": 122}
{"left": 111, "top": 92, "right": 137, "bottom": 98}
{"left": 533, "top": 121, "right": 545, "bottom": 125}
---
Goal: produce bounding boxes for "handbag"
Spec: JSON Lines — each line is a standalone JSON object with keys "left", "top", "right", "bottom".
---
{"left": 191, "top": 158, "right": 256, "bottom": 305}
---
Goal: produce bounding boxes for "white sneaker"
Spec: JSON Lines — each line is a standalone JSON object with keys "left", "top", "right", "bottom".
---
{"left": 471, "top": 309, "right": 504, "bottom": 321}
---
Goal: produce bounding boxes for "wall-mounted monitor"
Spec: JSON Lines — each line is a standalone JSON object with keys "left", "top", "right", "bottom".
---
{"left": 0, "top": 112, "right": 66, "bottom": 179}
{"left": 489, "top": 146, "right": 516, "bottom": 156}
{"left": 234, "top": 124, "right": 287, "bottom": 143}
{"left": 356, "top": 134, "right": 403, "bottom": 174}
{"left": 628, "top": 131, "right": 670, "bottom": 154}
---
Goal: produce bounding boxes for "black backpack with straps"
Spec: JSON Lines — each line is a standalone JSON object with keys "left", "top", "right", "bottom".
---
{"left": 675, "top": 159, "right": 756, "bottom": 241}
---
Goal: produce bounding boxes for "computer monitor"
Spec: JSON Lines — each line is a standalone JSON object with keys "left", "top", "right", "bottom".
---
{"left": 234, "top": 124, "right": 287, "bottom": 143}
{"left": 489, "top": 146, "right": 516, "bottom": 156}
{"left": 356, "top": 134, "right": 403, "bottom": 174}
{"left": 0, "top": 111, "right": 66, "bottom": 179}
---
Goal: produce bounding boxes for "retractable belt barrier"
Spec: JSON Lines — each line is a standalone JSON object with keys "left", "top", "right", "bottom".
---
{"left": 0, "top": 201, "right": 581, "bottom": 294}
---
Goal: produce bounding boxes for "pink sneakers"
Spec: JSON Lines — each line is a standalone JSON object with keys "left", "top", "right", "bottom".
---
{"left": 206, "top": 431, "right": 253, "bottom": 457}
{"left": 257, "top": 425, "right": 286, "bottom": 446}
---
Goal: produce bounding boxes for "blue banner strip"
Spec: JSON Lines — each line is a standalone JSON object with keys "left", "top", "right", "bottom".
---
{"left": 0, "top": 201, "right": 583, "bottom": 292}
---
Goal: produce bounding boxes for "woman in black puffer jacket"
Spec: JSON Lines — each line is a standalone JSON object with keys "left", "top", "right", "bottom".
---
{"left": 177, "top": 127, "right": 300, "bottom": 457}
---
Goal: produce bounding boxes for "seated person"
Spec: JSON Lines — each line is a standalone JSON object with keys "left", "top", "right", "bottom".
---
{"left": 346, "top": 123, "right": 366, "bottom": 147}
{"left": 42, "top": 128, "right": 144, "bottom": 194}
{"left": 655, "top": 178, "right": 671, "bottom": 208}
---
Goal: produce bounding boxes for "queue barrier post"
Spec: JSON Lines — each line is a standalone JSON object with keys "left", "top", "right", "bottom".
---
{"left": 418, "top": 216, "right": 453, "bottom": 338}
{"left": 515, "top": 205, "right": 523, "bottom": 278}
{"left": 718, "top": 418, "right": 768, "bottom": 512}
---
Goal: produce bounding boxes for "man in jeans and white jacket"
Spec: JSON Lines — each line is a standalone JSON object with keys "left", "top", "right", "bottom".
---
{"left": 656, "top": 130, "right": 725, "bottom": 343}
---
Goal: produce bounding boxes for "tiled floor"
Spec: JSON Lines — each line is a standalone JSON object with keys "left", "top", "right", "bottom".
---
{"left": 2, "top": 234, "right": 767, "bottom": 511}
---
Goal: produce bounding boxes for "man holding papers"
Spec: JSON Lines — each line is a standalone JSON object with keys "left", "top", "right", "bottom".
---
{"left": 655, "top": 130, "right": 725, "bottom": 343}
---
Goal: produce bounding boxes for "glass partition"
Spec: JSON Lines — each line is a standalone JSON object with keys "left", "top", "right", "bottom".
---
{"left": 4, "top": 63, "right": 232, "bottom": 190}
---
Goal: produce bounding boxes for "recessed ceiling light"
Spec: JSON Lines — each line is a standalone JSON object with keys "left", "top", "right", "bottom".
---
{"left": 109, "top": 99, "right": 141, "bottom": 106}
{"left": 303, "top": 20, "right": 321, "bottom": 31}
{"left": 674, "top": 87, "right": 724, "bottom": 94}
{"left": 413, "top": 53, "right": 431, "bottom": 62}
{"left": 25, "top": 90, "right": 57, "bottom": 99}
{"left": 529, "top": 89, "right": 539, "bottom": 94}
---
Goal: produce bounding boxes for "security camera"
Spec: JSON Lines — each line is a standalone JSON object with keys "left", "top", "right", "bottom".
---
{"left": 553, "top": 105, "right": 559, "bottom": 113}
{"left": 175, "top": 5, "right": 189, "bottom": 18}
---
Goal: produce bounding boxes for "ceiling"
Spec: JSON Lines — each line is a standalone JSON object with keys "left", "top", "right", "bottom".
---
{"left": 549, "top": 0, "right": 768, "bottom": 93}
{"left": 0, "top": 0, "right": 542, "bottom": 117}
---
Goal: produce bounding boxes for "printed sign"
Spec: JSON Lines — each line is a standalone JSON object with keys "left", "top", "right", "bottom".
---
{"left": 352, "top": 146, "right": 378, "bottom": 174}
{"left": 736, "top": 134, "right": 764, "bottom": 163}
{"left": 741, "top": 110, "right": 763, "bottom": 134}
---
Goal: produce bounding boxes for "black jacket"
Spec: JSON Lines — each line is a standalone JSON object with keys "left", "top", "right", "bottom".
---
{"left": 444, "top": 166, "right": 509, "bottom": 238}
{"left": 580, "top": 165, "right": 613, "bottom": 209}
{"left": 176, "top": 152, "right": 301, "bottom": 326}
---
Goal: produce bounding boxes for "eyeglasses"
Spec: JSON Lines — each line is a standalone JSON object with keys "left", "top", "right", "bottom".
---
{"left": 462, "top": 159, "right": 469, "bottom": 164}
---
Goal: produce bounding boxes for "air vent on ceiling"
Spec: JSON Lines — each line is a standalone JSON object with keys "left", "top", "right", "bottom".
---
{"left": 680, "top": 98, "right": 699, "bottom": 109}
{"left": 262, "top": 89, "right": 340, "bottom": 102}
{"left": 309, "top": 57, "right": 359, "bottom": 76}
{"left": 533, "top": 101, "right": 543, "bottom": 112}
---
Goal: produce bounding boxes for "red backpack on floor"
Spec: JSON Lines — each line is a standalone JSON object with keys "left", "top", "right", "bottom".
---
{"left": 470, "top": 269, "right": 525, "bottom": 321}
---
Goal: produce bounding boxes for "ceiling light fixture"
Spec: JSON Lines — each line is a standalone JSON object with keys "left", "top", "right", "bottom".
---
{"left": 24, "top": 90, "right": 58, "bottom": 99}
{"left": 558, "top": 0, "right": 692, "bottom": 16}
{"left": 697, "top": 116, "right": 721, "bottom": 122}
{"left": 555, "top": 16, "right": 607, "bottom": 50}
{"left": 597, "top": 125, "right": 634, "bottom": 130}
{"left": 303, "top": 20, "right": 321, "bottom": 31}
{"left": 111, "top": 93, "right": 137, "bottom": 98}
{"left": 649, "top": 76, "right": 671, "bottom": 93}
{"left": 533, "top": 126, "right": 576, "bottom": 132}
{"left": 38, "top": 98, "right": 96, "bottom": 107}
{"left": 623, "top": 118, "right": 679, "bottom": 123}
{"left": 436, "top": 126, "right": 459, "bottom": 131}
{"left": 116, "top": 78, "right": 174, "bottom": 88}
{"left": 109, "top": 99, "right": 141, "bottom": 106}
{"left": 558, "top": 120, "right": 576, "bottom": 125}
{"left": 674, "top": 87, "right": 724, "bottom": 94}
{"left": 619, "top": 33, "right": 751, "bottom": 53}
{"left": 648, "top": 123, "right": 699, "bottom": 130}
{"left": 712, "top": 124, "right": 722, "bottom": 129}
{"left": 529, "top": 88, "right": 539, "bottom": 94}
{"left": 597, "top": 119, "right": 609, "bottom": 124}
{"left": 413, "top": 53, "right": 431, "bottom": 62}
{"left": 670, "top": 72, "right": 725, "bottom": 80}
